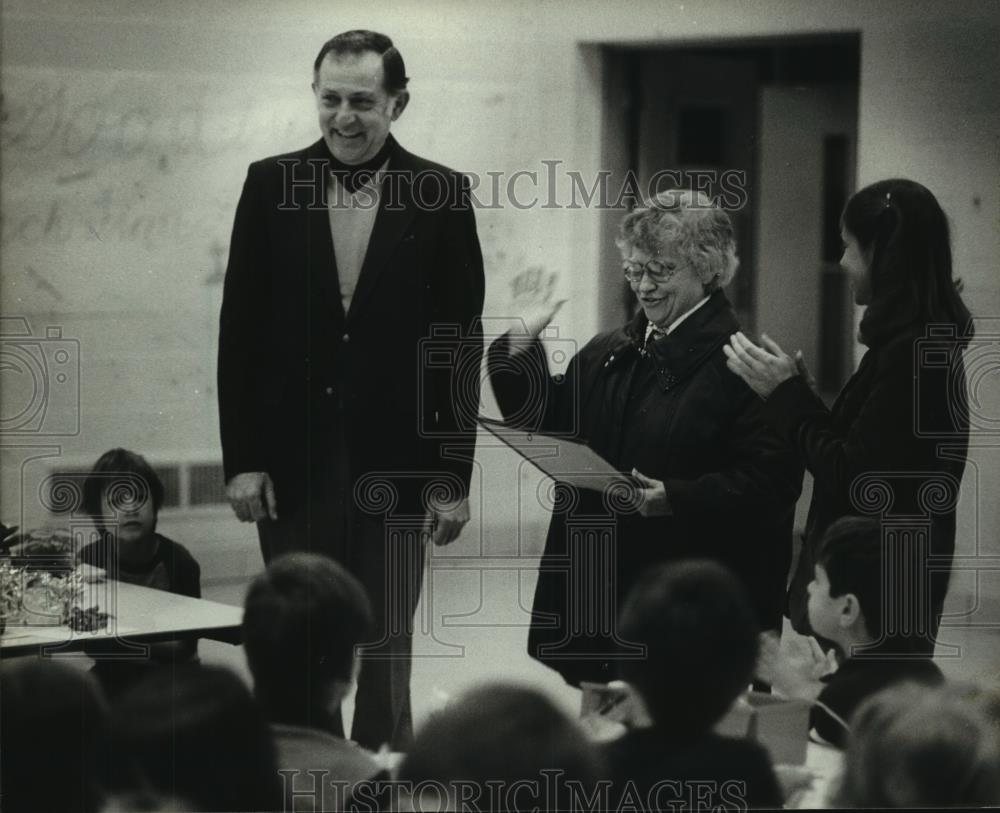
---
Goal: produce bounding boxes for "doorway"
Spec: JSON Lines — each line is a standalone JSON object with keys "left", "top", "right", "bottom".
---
{"left": 597, "top": 35, "right": 860, "bottom": 397}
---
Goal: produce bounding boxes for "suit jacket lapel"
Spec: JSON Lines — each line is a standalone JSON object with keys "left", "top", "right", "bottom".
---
{"left": 300, "top": 140, "right": 346, "bottom": 325}
{"left": 345, "top": 146, "right": 420, "bottom": 325}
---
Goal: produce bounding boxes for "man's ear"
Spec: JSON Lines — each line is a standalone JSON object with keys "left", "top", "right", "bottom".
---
{"left": 390, "top": 91, "right": 410, "bottom": 120}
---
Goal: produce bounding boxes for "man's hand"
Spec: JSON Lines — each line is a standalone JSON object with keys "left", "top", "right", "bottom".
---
{"left": 226, "top": 472, "right": 278, "bottom": 523}
{"left": 631, "top": 469, "right": 673, "bottom": 517}
{"left": 422, "top": 497, "right": 470, "bottom": 546}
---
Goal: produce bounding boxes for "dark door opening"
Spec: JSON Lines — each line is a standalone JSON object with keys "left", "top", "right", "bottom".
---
{"left": 598, "top": 34, "right": 859, "bottom": 396}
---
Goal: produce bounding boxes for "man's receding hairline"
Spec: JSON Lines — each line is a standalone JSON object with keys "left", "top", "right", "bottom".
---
{"left": 313, "top": 50, "right": 397, "bottom": 94}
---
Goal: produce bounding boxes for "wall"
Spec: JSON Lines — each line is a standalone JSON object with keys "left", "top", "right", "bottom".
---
{"left": 756, "top": 83, "right": 858, "bottom": 382}
{"left": 2, "top": 1, "right": 998, "bottom": 614}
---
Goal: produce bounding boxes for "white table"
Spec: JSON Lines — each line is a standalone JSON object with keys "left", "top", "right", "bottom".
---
{"left": 0, "top": 577, "right": 243, "bottom": 656}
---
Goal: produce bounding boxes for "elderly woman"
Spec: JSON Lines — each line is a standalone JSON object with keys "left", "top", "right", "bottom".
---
{"left": 488, "top": 190, "right": 802, "bottom": 687}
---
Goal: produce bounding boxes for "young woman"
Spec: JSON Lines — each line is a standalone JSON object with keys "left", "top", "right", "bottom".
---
{"left": 726, "top": 178, "right": 974, "bottom": 654}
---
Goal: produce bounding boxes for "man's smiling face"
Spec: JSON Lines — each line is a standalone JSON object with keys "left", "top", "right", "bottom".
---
{"left": 312, "top": 50, "right": 405, "bottom": 165}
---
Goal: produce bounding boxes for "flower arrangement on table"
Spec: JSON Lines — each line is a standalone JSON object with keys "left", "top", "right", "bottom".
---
{"left": 0, "top": 525, "right": 109, "bottom": 635}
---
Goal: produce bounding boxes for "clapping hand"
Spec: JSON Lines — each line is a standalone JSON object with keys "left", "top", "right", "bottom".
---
{"left": 755, "top": 629, "right": 838, "bottom": 701}
{"left": 723, "top": 332, "right": 800, "bottom": 399}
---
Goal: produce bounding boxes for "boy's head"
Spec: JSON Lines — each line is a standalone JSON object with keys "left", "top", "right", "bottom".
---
{"left": 82, "top": 448, "right": 164, "bottom": 544}
{"left": 808, "top": 516, "right": 883, "bottom": 649}
{"left": 1, "top": 659, "right": 110, "bottom": 813}
{"left": 110, "top": 664, "right": 281, "bottom": 812}
{"left": 837, "top": 681, "right": 1000, "bottom": 807}
{"left": 242, "top": 552, "right": 373, "bottom": 727}
{"left": 399, "top": 683, "right": 604, "bottom": 812}
{"left": 618, "top": 559, "right": 759, "bottom": 736}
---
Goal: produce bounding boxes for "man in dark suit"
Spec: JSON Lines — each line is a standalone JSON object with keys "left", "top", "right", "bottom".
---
{"left": 217, "top": 30, "right": 484, "bottom": 750}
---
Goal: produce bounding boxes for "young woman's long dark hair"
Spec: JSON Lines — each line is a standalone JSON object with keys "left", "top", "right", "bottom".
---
{"left": 842, "top": 178, "right": 974, "bottom": 347}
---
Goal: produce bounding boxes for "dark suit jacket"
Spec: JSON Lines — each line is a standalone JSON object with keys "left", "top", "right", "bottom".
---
{"left": 218, "top": 139, "right": 485, "bottom": 518}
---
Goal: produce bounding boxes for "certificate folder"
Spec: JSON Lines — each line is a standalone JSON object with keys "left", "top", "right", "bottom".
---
{"left": 477, "top": 416, "right": 639, "bottom": 492}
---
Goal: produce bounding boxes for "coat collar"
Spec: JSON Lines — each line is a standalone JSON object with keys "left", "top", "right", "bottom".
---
{"left": 610, "top": 290, "right": 739, "bottom": 390}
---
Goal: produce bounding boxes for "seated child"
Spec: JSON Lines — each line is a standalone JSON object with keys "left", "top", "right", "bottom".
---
{"left": 758, "top": 516, "right": 943, "bottom": 747}
{"left": 835, "top": 680, "right": 1000, "bottom": 807}
{"left": 108, "top": 663, "right": 282, "bottom": 812}
{"left": 242, "top": 552, "right": 382, "bottom": 812}
{"left": 78, "top": 448, "right": 201, "bottom": 697}
{"left": 602, "top": 559, "right": 783, "bottom": 811}
{"left": 398, "top": 683, "right": 605, "bottom": 813}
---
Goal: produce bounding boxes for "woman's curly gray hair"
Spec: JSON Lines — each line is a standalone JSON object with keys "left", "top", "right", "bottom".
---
{"left": 615, "top": 189, "right": 739, "bottom": 292}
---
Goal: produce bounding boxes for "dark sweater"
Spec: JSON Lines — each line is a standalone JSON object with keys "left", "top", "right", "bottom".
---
{"left": 78, "top": 532, "right": 200, "bottom": 598}
{"left": 813, "top": 653, "right": 944, "bottom": 747}
{"left": 78, "top": 532, "right": 201, "bottom": 698}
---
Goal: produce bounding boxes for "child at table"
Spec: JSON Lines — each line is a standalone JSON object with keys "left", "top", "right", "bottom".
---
{"left": 601, "top": 559, "right": 784, "bottom": 811}
{"left": 78, "top": 448, "right": 201, "bottom": 697}
{"left": 757, "top": 516, "right": 943, "bottom": 747}
{"left": 242, "top": 552, "right": 382, "bottom": 812}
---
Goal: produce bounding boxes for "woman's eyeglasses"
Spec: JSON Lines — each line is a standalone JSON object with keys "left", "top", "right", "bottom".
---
{"left": 622, "top": 258, "right": 680, "bottom": 284}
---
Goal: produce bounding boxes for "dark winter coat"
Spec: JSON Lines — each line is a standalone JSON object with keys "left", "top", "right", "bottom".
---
{"left": 764, "top": 326, "right": 970, "bottom": 652}
{"left": 488, "top": 291, "right": 803, "bottom": 685}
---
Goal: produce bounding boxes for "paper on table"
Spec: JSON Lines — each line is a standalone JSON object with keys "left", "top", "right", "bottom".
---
{"left": 477, "top": 417, "right": 639, "bottom": 492}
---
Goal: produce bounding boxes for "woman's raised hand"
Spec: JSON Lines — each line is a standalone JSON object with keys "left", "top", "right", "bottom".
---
{"left": 509, "top": 267, "right": 567, "bottom": 340}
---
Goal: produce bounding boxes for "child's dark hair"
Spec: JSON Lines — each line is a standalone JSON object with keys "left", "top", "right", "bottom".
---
{"left": 108, "top": 664, "right": 281, "bottom": 812}
{"left": 243, "top": 552, "right": 374, "bottom": 728}
{"left": 82, "top": 448, "right": 164, "bottom": 519}
{"left": 618, "top": 559, "right": 759, "bottom": 736}
{"left": 815, "top": 516, "right": 885, "bottom": 640}
{"left": 842, "top": 178, "right": 974, "bottom": 348}
{"left": 399, "top": 683, "right": 604, "bottom": 812}
{"left": 1, "top": 659, "right": 110, "bottom": 813}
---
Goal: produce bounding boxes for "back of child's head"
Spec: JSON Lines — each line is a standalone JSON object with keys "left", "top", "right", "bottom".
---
{"left": 399, "top": 683, "right": 604, "bottom": 812}
{"left": 243, "top": 552, "right": 373, "bottom": 727}
{"left": 82, "top": 447, "right": 164, "bottom": 520}
{"left": 109, "top": 663, "right": 281, "bottom": 812}
{"left": 836, "top": 681, "right": 1000, "bottom": 807}
{"left": 0, "top": 659, "right": 110, "bottom": 813}
{"left": 618, "top": 559, "right": 759, "bottom": 736}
